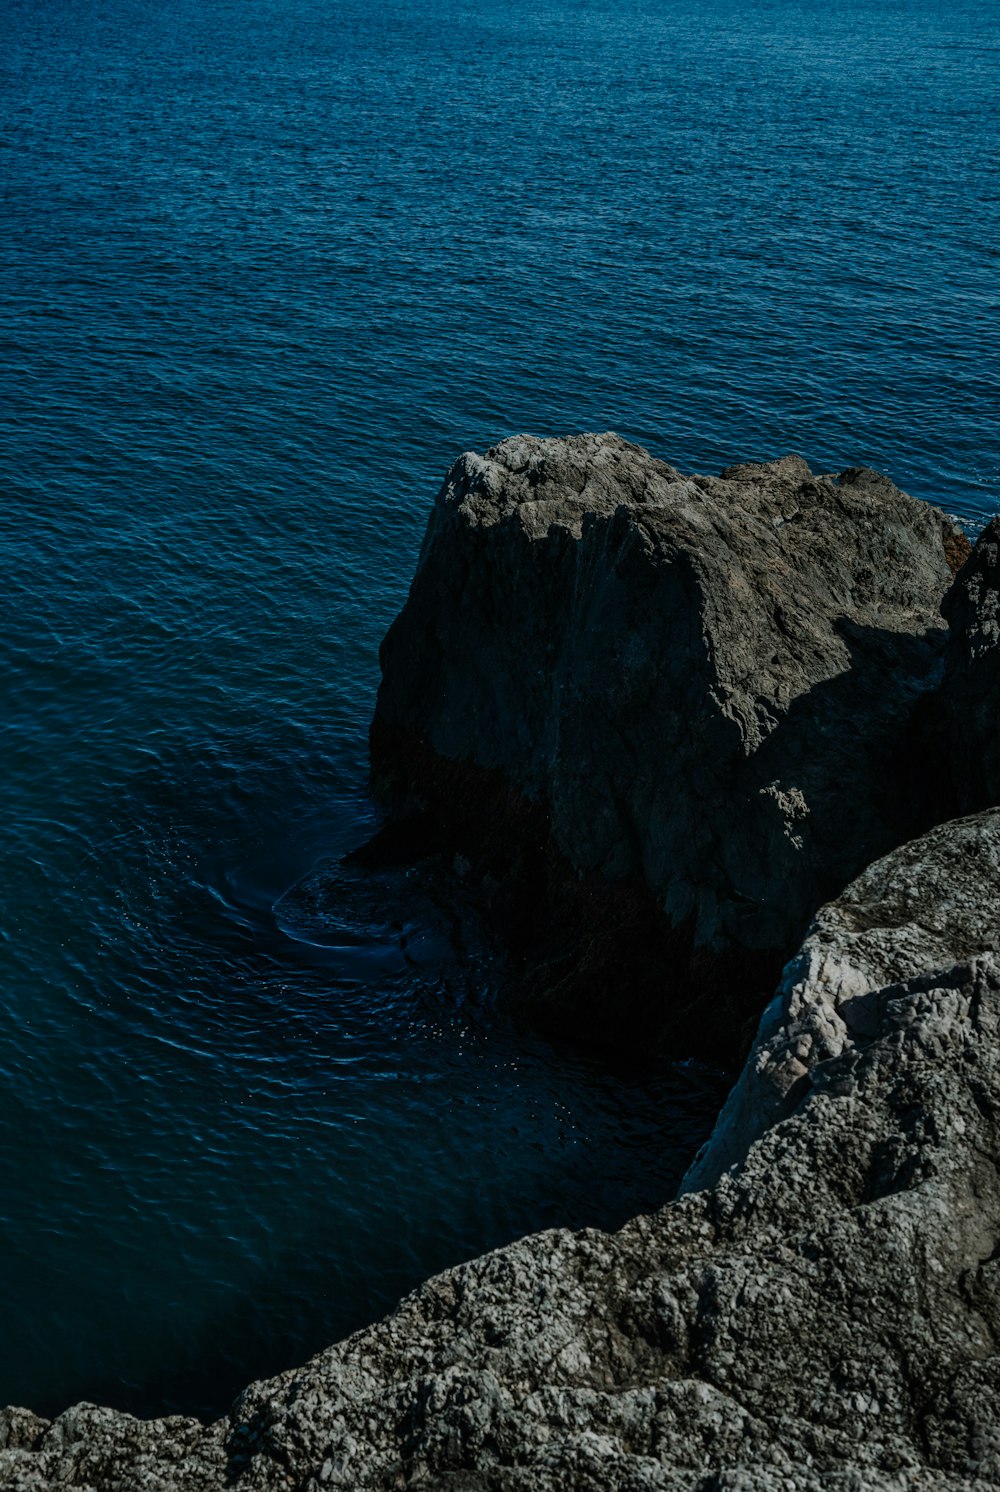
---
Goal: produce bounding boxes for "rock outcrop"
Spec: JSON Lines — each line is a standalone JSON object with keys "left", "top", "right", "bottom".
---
{"left": 371, "top": 433, "right": 967, "bottom": 1052}
{"left": 3, "top": 437, "right": 994, "bottom": 1491}
{"left": 683, "top": 807, "right": 1000, "bottom": 1189}
{"left": 4, "top": 810, "right": 1000, "bottom": 1489}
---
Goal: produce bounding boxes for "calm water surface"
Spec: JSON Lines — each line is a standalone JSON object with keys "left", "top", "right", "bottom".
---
{"left": 0, "top": 0, "right": 997, "bottom": 1419}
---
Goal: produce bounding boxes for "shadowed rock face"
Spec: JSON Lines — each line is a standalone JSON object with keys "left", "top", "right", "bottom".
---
{"left": 4, "top": 811, "right": 1000, "bottom": 1490}
{"left": 937, "top": 516, "right": 1000, "bottom": 811}
{"left": 372, "top": 433, "right": 967, "bottom": 1051}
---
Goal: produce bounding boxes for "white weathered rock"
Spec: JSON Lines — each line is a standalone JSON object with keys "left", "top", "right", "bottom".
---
{"left": 684, "top": 807, "right": 1000, "bottom": 1190}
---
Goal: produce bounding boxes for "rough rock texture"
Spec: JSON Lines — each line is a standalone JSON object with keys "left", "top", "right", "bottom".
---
{"left": 371, "top": 433, "right": 967, "bottom": 1050}
{"left": 0, "top": 442, "right": 987, "bottom": 1488}
{"left": 5, "top": 811, "right": 1000, "bottom": 1490}
{"left": 684, "top": 807, "right": 1000, "bottom": 1189}
{"left": 936, "top": 515, "right": 1000, "bottom": 810}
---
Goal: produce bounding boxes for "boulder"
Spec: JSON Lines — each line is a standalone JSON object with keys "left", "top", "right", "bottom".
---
{"left": 5, "top": 811, "right": 1000, "bottom": 1489}
{"left": 372, "top": 433, "right": 967, "bottom": 1051}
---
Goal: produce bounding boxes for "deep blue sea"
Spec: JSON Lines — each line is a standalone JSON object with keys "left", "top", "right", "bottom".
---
{"left": 1, "top": 0, "right": 997, "bottom": 1422}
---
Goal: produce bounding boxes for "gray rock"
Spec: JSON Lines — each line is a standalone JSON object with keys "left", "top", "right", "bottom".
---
{"left": 371, "top": 433, "right": 967, "bottom": 1049}
{"left": 5, "top": 811, "right": 1000, "bottom": 1490}
{"left": 683, "top": 806, "right": 1000, "bottom": 1188}
{"left": 0, "top": 442, "right": 987, "bottom": 1489}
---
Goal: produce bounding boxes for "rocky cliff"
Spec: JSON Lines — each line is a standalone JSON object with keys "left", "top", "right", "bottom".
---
{"left": 3, "top": 435, "right": 998, "bottom": 1492}
{"left": 4, "top": 808, "right": 1000, "bottom": 1490}
{"left": 371, "top": 434, "right": 967, "bottom": 1052}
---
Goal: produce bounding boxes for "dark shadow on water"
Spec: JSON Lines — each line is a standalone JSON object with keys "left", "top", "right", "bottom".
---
{"left": 14, "top": 747, "right": 728, "bottom": 1424}
{"left": 44, "top": 1050, "right": 725, "bottom": 1424}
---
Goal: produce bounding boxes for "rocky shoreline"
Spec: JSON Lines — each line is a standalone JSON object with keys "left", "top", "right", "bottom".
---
{"left": 3, "top": 434, "right": 1000, "bottom": 1491}
{"left": 370, "top": 435, "right": 969, "bottom": 1058}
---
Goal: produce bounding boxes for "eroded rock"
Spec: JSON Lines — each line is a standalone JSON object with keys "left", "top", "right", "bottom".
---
{"left": 4, "top": 813, "right": 1000, "bottom": 1489}
{"left": 371, "top": 433, "right": 967, "bottom": 1050}
{"left": 683, "top": 806, "right": 1000, "bottom": 1188}
{"left": 0, "top": 441, "right": 988, "bottom": 1491}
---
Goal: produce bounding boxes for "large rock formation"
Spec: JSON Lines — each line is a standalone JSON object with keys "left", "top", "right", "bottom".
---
{"left": 3, "top": 438, "right": 993, "bottom": 1491}
{"left": 371, "top": 433, "right": 967, "bottom": 1051}
{"left": 4, "top": 809, "right": 1000, "bottom": 1490}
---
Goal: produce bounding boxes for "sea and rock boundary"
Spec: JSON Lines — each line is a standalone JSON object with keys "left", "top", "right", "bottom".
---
{"left": 3, "top": 433, "right": 1000, "bottom": 1491}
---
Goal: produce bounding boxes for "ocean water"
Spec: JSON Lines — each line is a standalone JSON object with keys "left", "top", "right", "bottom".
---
{"left": 1, "top": 0, "right": 997, "bottom": 1421}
